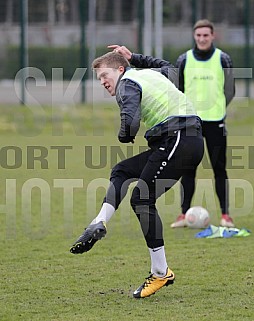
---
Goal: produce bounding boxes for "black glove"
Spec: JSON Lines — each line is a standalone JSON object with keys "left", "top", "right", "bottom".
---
{"left": 118, "top": 135, "right": 135, "bottom": 144}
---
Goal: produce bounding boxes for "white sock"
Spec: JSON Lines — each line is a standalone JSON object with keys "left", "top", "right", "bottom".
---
{"left": 149, "top": 246, "right": 168, "bottom": 277}
{"left": 91, "top": 203, "right": 115, "bottom": 224}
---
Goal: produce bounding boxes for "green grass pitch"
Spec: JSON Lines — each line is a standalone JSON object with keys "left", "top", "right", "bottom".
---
{"left": 0, "top": 100, "right": 253, "bottom": 321}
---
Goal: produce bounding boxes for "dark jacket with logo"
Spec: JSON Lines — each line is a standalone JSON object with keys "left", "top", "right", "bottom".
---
{"left": 115, "top": 63, "right": 201, "bottom": 146}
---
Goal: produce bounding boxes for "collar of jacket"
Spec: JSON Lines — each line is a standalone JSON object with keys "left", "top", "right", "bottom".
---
{"left": 193, "top": 44, "right": 216, "bottom": 61}
{"left": 115, "top": 66, "right": 131, "bottom": 91}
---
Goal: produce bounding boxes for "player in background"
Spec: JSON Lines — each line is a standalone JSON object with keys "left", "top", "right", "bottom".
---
{"left": 70, "top": 51, "right": 204, "bottom": 298}
{"left": 172, "top": 19, "right": 235, "bottom": 227}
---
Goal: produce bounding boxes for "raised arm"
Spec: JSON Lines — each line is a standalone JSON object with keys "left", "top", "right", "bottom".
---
{"left": 108, "top": 45, "right": 178, "bottom": 87}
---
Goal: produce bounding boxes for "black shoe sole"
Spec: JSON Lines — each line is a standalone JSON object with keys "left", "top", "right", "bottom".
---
{"left": 70, "top": 224, "right": 106, "bottom": 254}
{"left": 92, "top": 227, "right": 107, "bottom": 240}
{"left": 165, "top": 278, "right": 175, "bottom": 286}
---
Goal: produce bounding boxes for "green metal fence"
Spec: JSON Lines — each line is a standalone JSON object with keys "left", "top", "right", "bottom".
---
{"left": 0, "top": 0, "right": 253, "bottom": 103}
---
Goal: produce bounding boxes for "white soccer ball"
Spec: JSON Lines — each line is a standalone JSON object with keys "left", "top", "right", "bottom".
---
{"left": 185, "top": 206, "right": 210, "bottom": 229}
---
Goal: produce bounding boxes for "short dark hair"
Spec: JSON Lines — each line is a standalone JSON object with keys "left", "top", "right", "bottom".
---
{"left": 92, "top": 52, "right": 130, "bottom": 69}
{"left": 193, "top": 19, "right": 214, "bottom": 33}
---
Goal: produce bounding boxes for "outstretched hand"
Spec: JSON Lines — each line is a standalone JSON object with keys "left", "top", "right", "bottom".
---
{"left": 107, "top": 45, "right": 132, "bottom": 61}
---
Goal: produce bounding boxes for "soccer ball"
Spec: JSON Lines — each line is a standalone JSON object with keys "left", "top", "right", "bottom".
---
{"left": 185, "top": 206, "right": 210, "bottom": 229}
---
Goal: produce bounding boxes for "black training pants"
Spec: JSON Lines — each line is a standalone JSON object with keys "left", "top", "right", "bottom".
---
{"left": 104, "top": 127, "right": 204, "bottom": 248}
{"left": 181, "top": 120, "right": 229, "bottom": 214}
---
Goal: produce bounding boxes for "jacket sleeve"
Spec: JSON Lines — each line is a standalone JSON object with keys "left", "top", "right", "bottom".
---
{"left": 130, "top": 53, "right": 178, "bottom": 87}
{"left": 116, "top": 79, "right": 142, "bottom": 143}
{"left": 175, "top": 53, "right": 187, "bottom": 93}
{"left": 221, "top": 52, "right": 235, "bottom": 106}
